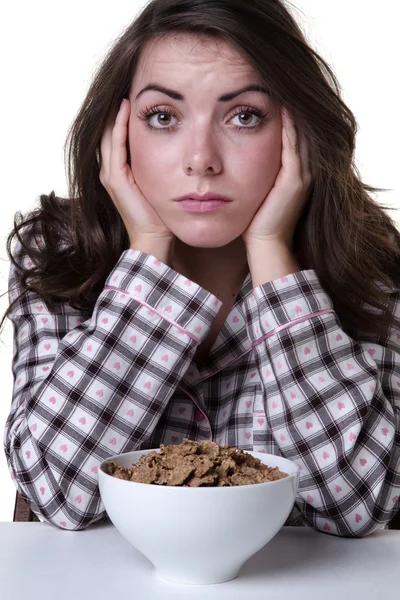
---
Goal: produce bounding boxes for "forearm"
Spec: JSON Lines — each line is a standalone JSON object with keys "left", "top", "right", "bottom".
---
{"left": 130, "top": 234, "right": 175, "bottom": 266}
{"left": 246, "top": 241, "right": 302, "bottom": 288}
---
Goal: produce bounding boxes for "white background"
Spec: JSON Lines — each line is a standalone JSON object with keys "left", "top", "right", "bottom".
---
{"left": 0, "top": 0, "right": 398, "bottom": 521}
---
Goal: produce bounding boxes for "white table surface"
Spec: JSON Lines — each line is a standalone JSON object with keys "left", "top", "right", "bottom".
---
{"left": 0, "top": 522, "right": 399, "bottom": 600}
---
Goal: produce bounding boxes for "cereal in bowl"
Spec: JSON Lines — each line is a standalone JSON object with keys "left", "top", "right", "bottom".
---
{"left": 107, "top": 439, "right": 288, "bottom": 487}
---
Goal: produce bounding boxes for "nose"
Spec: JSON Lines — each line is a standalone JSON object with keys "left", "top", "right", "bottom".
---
{"left": 182, "top": 124, "right": 222, "bottom": 176}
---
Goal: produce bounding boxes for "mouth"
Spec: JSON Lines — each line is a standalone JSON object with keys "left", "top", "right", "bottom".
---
{"left": 178, "top": 199, "right": 230, "bottom": 213}
{"left": 174, "top": 192, "right": 233, "bottom": 213}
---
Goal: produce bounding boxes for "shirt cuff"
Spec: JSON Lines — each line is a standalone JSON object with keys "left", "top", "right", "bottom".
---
{"left": 243, "top": 269, "right": 335, "bottom": 341}
{"left": 104, "top": 249, "right": 223, "bottom": 342}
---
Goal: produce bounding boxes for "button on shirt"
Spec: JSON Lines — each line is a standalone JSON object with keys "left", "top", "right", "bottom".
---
{"left": 4, "top": 246, "right": 400, "bottom": 534}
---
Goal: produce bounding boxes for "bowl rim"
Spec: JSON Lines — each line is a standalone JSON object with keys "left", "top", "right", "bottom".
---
{"left": 99, "top": 448, "right": 300, "bottom": 491}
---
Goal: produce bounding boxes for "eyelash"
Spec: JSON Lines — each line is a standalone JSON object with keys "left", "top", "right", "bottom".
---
{"left": 138, "top": 104, "right": 269, "bottom": 133}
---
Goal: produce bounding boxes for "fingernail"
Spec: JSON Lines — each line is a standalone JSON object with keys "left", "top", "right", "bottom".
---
{"left": 120, "top": 99, "right": 127, "bottom": 109}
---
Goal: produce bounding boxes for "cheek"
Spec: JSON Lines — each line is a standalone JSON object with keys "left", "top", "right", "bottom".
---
{"left": 251, "top": 129, "right": 282, "bottom": 187}
{"left": 234, "top": 128, "right": 282, "bottom": 212}
{"left": 128, "top": 128, "right": 173, "bottom": 189}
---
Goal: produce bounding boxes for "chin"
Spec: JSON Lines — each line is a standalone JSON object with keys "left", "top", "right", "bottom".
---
{"left": 175, "top": 229, "right": 239, "bottom": 248}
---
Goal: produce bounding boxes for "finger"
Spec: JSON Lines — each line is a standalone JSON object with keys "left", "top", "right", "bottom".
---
{"left": 300, "top": 128, "right": 316, "bottom": 183}
{"left": 99, "top": 112, "right": 116, "bottom": 180}
{"left": 281, "top": 108, "right": 301, "bottom": 178}
{"left": 110, "top": 99, "right": 130, "bottom": 176}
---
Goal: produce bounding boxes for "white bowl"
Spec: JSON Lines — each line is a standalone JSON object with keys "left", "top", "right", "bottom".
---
{"left": 99, "top": 448, "right": 300, "bottom": 585}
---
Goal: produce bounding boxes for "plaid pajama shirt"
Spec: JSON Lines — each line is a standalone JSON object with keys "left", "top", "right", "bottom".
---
{"left": 4, "top": 245, "right": 400, "bottom": 534}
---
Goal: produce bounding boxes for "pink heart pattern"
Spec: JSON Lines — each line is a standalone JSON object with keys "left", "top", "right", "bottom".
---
{"left": 194, "top": 409, "right": 205, "bottom": 422}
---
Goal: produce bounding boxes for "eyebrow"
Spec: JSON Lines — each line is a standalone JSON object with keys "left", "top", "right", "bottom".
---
{"left": 135, "top": 83, "right": 269, "bottom": 102}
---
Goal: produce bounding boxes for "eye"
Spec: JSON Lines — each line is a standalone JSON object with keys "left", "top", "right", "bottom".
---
{"left": 229, "top": 106, "right": 269, "bottom": 132}
{"left": 138, "top": 104, "right": 180, "bottom": 133}
{"left": 138, "top": 103, "right": 269, "bottom": 133}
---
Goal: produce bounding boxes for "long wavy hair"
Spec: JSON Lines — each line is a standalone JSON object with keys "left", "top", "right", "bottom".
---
{"left": 2, "top": 0, "right": 399, "bottom": 338}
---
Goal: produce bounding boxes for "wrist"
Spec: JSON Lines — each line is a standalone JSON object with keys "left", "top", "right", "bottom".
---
{"left": 245, "top": 241, "right": 301, "bottom": 287}
{"left": 130, "top": 234, "right": 175, "bottom": 266}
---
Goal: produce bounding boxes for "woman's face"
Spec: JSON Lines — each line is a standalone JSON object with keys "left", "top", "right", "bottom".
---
{"left": 128, "top": 36, "right": 282, "bottom": 248}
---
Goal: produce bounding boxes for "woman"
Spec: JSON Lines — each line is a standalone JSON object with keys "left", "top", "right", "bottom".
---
{"left": 3, "top": 0, "right": 400, "bottom": 534}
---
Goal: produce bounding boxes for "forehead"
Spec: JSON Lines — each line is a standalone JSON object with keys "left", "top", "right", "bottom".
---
{"left": 134, "top": 35, "right": 260, "bottom": 86}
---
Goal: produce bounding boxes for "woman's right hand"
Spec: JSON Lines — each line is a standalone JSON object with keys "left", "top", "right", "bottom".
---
{"left": 100, "top": 98, "right": 175, "bottom": 261}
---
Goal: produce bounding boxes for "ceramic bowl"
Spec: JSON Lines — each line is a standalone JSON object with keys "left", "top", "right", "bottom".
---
{"left": 99, "top": 449, "right": 300, "bottom": 585}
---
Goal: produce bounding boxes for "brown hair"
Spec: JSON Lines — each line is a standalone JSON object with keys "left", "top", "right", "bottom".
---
{"left": 2, "top": 0, "right": 399, "bottom": 338}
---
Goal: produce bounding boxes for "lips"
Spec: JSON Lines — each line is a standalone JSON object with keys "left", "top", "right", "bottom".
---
{"left": 174, "top": 192, "right": 233, "bottom": 203}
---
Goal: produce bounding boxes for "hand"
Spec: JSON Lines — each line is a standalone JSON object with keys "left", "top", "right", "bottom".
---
{"left": 99, "top": 99, "right": 174, "bottom": 247}
{"left": 242, "top": 108, "right": 313, "bottom": 251}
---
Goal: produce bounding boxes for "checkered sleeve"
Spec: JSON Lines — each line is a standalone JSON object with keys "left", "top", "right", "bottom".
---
{"left": 4, "top": 247, "right": 222, "bottom": 530}
{"left": 244, "top": 269, "right": 400, "bottom": 537}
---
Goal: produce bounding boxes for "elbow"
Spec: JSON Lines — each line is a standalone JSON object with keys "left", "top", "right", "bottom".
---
{"left": 32, "top": 504, "right": 109, "bottom": 531}
{"left": 302, "top": 510, "right": 387, "bottom": 538}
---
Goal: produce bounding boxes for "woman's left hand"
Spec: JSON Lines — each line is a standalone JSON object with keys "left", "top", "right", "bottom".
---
{"left": 242, "top": 108, "right": 314, "bottom": 251}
